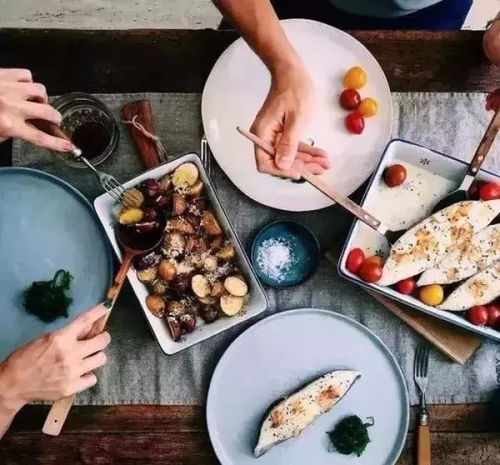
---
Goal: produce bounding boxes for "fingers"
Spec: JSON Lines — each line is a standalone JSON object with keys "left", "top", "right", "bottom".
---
{"left": 275, "top": 116, "right": 301, "bottom": 170}
{"left": 14, "top": 123, "right": 72, "bottom": 152}
{"left": 81, "top": 351, "right": 108, "bottom": 374}
{"left": 66, "top": 304, "right": 109, "bottom": 337}
{"left": 0, "top": 68, "right": 33, "bottom": 83}
{"left": 296, "top": 151, "right": 331, "bottom": 170}
{"left": 20, "top": 101, "right": 61, "bottom": 124}
{"left": 73, "top": 372, "right": 98, "bottom": 394}
{"left": 79, "top": 331, "right": 111, "bottom": 358}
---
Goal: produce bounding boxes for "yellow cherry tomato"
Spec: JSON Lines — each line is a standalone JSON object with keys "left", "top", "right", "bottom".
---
{"left": 419, "top": 284, "right": 444, "bottom": 306}
{"left": 358, "top": 97, "right": 378, "bottom": 117}
{"left": 343, "top": 66, "right": 367, "bottom": 90}
{"left": 365, "top": 255, "right": 384, "bottom": 266}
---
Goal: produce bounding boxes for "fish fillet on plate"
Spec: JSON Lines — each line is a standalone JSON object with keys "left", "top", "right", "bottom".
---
{"left": 254, "top": 370, "right": 360, "bottom": 457}
{"left": 438, "top": 262, "right": 500, "bottom": 311}
{"left": 417, "top": 224, "right": 500, "bottom": 286}
{"left": 378, "top": 200, "right": 500, "bottom": 286}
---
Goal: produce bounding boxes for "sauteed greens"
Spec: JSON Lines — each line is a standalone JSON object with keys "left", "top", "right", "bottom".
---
{"left": 328, "top": 415, "right": 374, "bottom": 457}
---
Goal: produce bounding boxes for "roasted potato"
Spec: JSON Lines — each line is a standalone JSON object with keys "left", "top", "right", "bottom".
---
{"left": 203, "top": 255, "right": 218, "bottom": 273}
{"left": 224, "top": 276, "right": 248, "bottom": 297}
{"left": 163, "top": 232, "right": 185, "bottom": 258}
{"left": 122, "top": 188, "right": 144, "bottom": 208}
{"left": 158, "top": 259, "right": 177, "bottom": 281}
{"left": 198, "top": 296, "right": 217, "bottom": 305}
{"left": 167, "top": 217, "right": 195, "bottom": 234}
{"left": 202, "top": 211, "right": 222, "bottom": 236}
{"left": 118, "top": 207, "right": 144, "bottom": 225}
{"left": 167, "top": 300, "right": 187, "bottom": 315}
{"left": 159, "top": 174, "right": 172, "bottom": 190}
{"left": 172, "top": 163, "right": 199, "bottom": 188}
{"left": 137, "top": 267, "right": 158, "bottom": 284}
{"left": 199, "top": 305, "right": 219, "bottom": 323}
{"left": 152, "top": 279, "right": 168, "bottom": 295}
{"left": 220, "top": 294, "right": 244, "bottom": 316}
{"left": 217, "top": 245, "right": 235, "bottom": 261}
{"left": 191, "top": 274, "right": 211, "bottom": 298}
{"left": 145, "top": 294, "right": 165, "bottom": 317}
{"left": 189, "top": 180, "right": 204, "bottom": 197}
{"left": 210, "top": 281, "right": 224, "bottom": 298}
{"left": 172, "top": 194, "right": 187, "bottom": 216}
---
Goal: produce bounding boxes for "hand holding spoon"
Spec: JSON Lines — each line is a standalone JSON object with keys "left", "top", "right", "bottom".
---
{"left": 236, "top": 127, "right": 405, "bottom": 245}
{"left": 42, "top": 218, "right": 165, "bottom": 436}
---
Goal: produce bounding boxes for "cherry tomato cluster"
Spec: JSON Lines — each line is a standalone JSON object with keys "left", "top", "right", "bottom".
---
{"left": 339, "top": 66, "right": 378, "bottom": 135}
{"left": 467, "top": 304, "right": 500, "bottom": 328}
{"left": 469, "top": 181, "right": 500, "bottom": 201}
{"left": 346, "top": 248, "right": 383, "bottom": 283}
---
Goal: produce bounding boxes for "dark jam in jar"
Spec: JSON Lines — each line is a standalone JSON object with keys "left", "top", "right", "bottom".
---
{"left": 71, "top": 121, "right": 112, "bottom": 161}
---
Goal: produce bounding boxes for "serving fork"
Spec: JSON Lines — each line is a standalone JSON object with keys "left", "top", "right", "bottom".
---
{"left": 414, "top": 344, "right": 431, "bottom": 465}
{"left": 201, "top": 134, "right": 213, "bottom": 177}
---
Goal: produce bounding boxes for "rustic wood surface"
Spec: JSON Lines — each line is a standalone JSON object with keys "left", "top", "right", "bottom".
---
{"left": 0, "top": 29, "right": 499, "bottom": 464}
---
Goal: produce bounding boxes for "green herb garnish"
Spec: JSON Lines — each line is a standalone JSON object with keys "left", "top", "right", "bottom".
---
{"left": 328, "top": 415, "right": 374, "bottom": 457}
{"left": 22, "top": 270, "right": 73, "bottom": 323}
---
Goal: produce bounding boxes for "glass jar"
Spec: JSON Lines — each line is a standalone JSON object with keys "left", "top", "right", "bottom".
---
{"left": 52, "top": 92, "right": 119, "bottom": 168}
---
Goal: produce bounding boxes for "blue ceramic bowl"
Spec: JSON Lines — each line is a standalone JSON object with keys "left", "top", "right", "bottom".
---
{"left": 251, "top": 221, "right": 320, "bottom": 288}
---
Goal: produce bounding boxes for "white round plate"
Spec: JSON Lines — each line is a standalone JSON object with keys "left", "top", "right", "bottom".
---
{"left": 207, "top": 308, "right": 409, "bottom": 465}
{"left": 202, "top": 19, "right": 393, "bottom": 211}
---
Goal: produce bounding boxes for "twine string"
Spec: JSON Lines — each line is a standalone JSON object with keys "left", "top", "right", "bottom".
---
{"left": 122, "top": 115, "right": 167, "bottom": 162}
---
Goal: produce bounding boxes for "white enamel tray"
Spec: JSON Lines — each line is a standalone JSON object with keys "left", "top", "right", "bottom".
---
{"left": 339, "top": 139, "right": 500, "bottom": 341}
{"left": 202, "top": 19, "right": 393, "bottom": 212}
{"left": 94, "top": 153, "right": 268, "bottom": 355}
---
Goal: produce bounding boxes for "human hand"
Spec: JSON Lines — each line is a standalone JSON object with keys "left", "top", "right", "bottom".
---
{"left": 484, "top": 18, "right": 500, "bottom": 64}
{"left": 0, "top": 68, "right": 72, "bottom": 151}
{"left": 486, "top": 88, "right": 500, "bottom": 111}
{"left": 250, "top": 64, "right": 331, "bottom": 179}
{"left": 0, "top": 304, "right": 111, "bottom": 413}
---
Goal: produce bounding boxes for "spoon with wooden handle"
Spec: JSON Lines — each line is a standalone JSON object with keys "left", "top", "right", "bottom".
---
{"left": 42, "top": 221, "right": 165, "bottom": 436}
{"left": 236, "top": 127, "right": 406, "bottom": 245}
{"left": 432, "top": 105, "right": 500, "bottom": 213}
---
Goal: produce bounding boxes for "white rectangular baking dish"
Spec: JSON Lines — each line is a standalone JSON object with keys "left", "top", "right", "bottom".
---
{"left": 339, "top": 139, "right": 500, "bottom": 341}
{"left": 94, "top": 152, "right": 268, "bottom": 354}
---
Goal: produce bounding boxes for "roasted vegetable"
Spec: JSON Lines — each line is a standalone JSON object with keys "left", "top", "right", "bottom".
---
{"left": 158, "top": 174, "right": 171, "bottom": 190}
{"left": 152, "top": 279, "right": 168, "bottom": 295}
{"left": 163, "top": 232, "right": 185, "bottom": 258}
{"left": 118, "top": 207, "right": 144, "bottom": 225}
{"left": 180, "top": 313, "right": 196, "bottom": 332}
{"left": 141, "top": 179, "right": 162, "bottom": 198}
{"left": 202, "top": 211, "right": 222, "bottom": 235}
{"left": 167, "top": 217, "right": 195, "bottom": 234}
{"left": 199, "top": 305, "right": 219, "bottom": 323}
{"left": 142, "top": 207, "right": 159, "bottom": 222}
{"left": 172, "top": 162, "right": 199, "bottom": 188}
{"left": 217, "top": 245, "right": 235, "bottom": 261}
{"left": 22, "top": 270, "right": 73, "bottom": 323}
{"left": 203, "top": 255, "right": 218, "bottom": 273}
{"left": 167, "top": 300, "right": 187, "bottom": 315}
{"left": 191, "top": 274, "right": 211, "bottom": 298}
{"left": 122, "top": 188, "right": 144, "bottom": 208}
{"left": 146, "top": 294, "right": 165, "bottom": 317}
{"left": 328, "top": 416, "right": 374, "bottom": 457}
{"left": 224, "top": 276, "right": 248, "bottom": 297}
{"left": 137, "top": 267, "right": 158, "bottom": 283}
{"left": 166, "top": 315, "right": 182, "bottom": 341}
{"left": 210, "top": 281, "right": 224, "bottom": 298}
{"left": 220, "top": 294, "right": 244, "bottom": 316}
{"left": 189, "top": 180, "right": 204, "bottom": 197}
{"left": 172, "top": 194, "right": 187, "bottom": 216}
{"left": 134, "top": 251, "right": 161, "bottom": 270}
{"left": 151, "top": 191, "right": 171, "bottom": 209}
{"left": 158, "top": 260, "right": 177, "bottom": 281}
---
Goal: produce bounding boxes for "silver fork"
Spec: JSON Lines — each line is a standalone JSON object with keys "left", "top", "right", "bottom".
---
{"left": 74, "top": 151, "right": 135, "bottom": 207}
{"left": 414, "top": 345, "right": 431, "bottom": 465}
{"left": 200, "top": 134, "right": 213, "bottom": 178}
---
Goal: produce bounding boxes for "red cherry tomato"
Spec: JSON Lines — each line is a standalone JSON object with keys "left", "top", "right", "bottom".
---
{"left": 395, "top": 277, "right": 416, "bottom": 295}
{"left": 479, "top": 182, "right": 500, "bottom": 200}
{"left": 467, "top": 306, "right": 489, "bottom": 326}
{"left": 345, "top": 111, "right": 365, "bottom": 135}
{"left": 346, "top": 248, "right": 365, "bottom": 274}
{"left": 339, "top": 89, "right": 361, "bottom": 111}
{"left": 384, "top": 164, "right": 407, "bottom": 188}
{"left": 359, "top": 260, "right": 383, "bottom": 283}
{"left": 487, "top": 304, "right": 500, "bottom": 327}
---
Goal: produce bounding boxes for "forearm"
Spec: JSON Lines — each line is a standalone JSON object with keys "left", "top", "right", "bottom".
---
{"left": 0, "top": 363, "right": 24, "bottom": 439}
{"left": 214, "top": 0, "right": 302, "bottom": 74}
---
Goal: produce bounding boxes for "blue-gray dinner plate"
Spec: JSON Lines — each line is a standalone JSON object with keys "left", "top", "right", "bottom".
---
{"left": 207, "top": 308, "right": 409, "bottom": 465}
{"left": 0, "top": 168, "right": 112, "bottom": 361}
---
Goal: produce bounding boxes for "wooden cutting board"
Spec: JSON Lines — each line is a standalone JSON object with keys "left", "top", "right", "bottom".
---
{"left": 326, "top": 250, "right": 483, "bottom": 364}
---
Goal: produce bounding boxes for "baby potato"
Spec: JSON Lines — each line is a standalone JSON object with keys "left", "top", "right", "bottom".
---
{"left": 189, "top": 180, "right": 204, "bottom": 197}
{"left": 145, "top": 294, "right": 165, "bottom": 317}
{"left": 210, "top": 281, "right": 224, "bottom": 298}
{"left": 202, "top": 211, "right": 222, "bottom": 236}
{"left": 172, "top": 162, "right": 199, "bottom": 188}
{"left": 159, "top": 174, "right": 172, "bottom": 190}
{"left": 224, "top": 276, "right": 248, "bottom": 297}
{"left": 118, "top": 207, "right": 144, "bottom": 225}
{"left": 172, "top": 194, "right": 187, "bottom": 216}
{"left": 203, "top": 255, "right": 218, "bottom": 272}
{"left": 220, "top": 294, "right": 244, "bottom": 316}
{"left": 152, "top": 279, "right": 168, "bottom": 295}
{"left": 137, "top": 267, "right": 158, "bottom": 283}
{"left": 191, "top": 274, "right": 211, "bottom": 298}
{"left": 158, "top": 260, "right": 177, "bottom": 281}
{"left": 122, "top": 188, "right": 144, "bottom": 208}
{"left": 217, "top": 245, "right": 235, "bottom": 261}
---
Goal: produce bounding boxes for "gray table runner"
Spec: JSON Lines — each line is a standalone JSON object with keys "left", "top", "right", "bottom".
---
{"left": 12, "top": 92, "right": 500, "bottom": 405}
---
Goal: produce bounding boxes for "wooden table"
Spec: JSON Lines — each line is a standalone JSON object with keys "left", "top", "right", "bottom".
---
{"left": 0, "top": 29, "right": 499, "bottom": 464}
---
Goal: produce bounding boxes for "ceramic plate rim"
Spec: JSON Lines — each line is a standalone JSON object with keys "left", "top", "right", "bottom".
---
{"left": 201, "top": 18, "right": 394, "bottom": 212}
{"left": 206, "top": 307, "right": 409, "bottom": 465}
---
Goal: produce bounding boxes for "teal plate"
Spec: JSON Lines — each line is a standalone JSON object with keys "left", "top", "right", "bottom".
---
{"left": 251, "top": 221, "right": 320, "bottom": 288}
{"left": 0, "top": 168, "right": 112, "bottom": 361}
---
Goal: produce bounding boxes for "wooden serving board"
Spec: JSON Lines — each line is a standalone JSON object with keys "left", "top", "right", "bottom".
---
{"left": 326, "top": 250, "right": 483, "bottom": 364}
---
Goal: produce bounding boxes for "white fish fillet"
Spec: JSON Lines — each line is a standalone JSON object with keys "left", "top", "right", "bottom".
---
{"left": 254, "top": 370, "right": 360, "bottom": 458}
{"left": 438, "top": 262, "right": 500, "bottom": 311}
{"left": 418, "top": 224, "right": 500, "bottom": 286}
{"left": 379, "top": 200, "right": 500, "bottom": 286}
